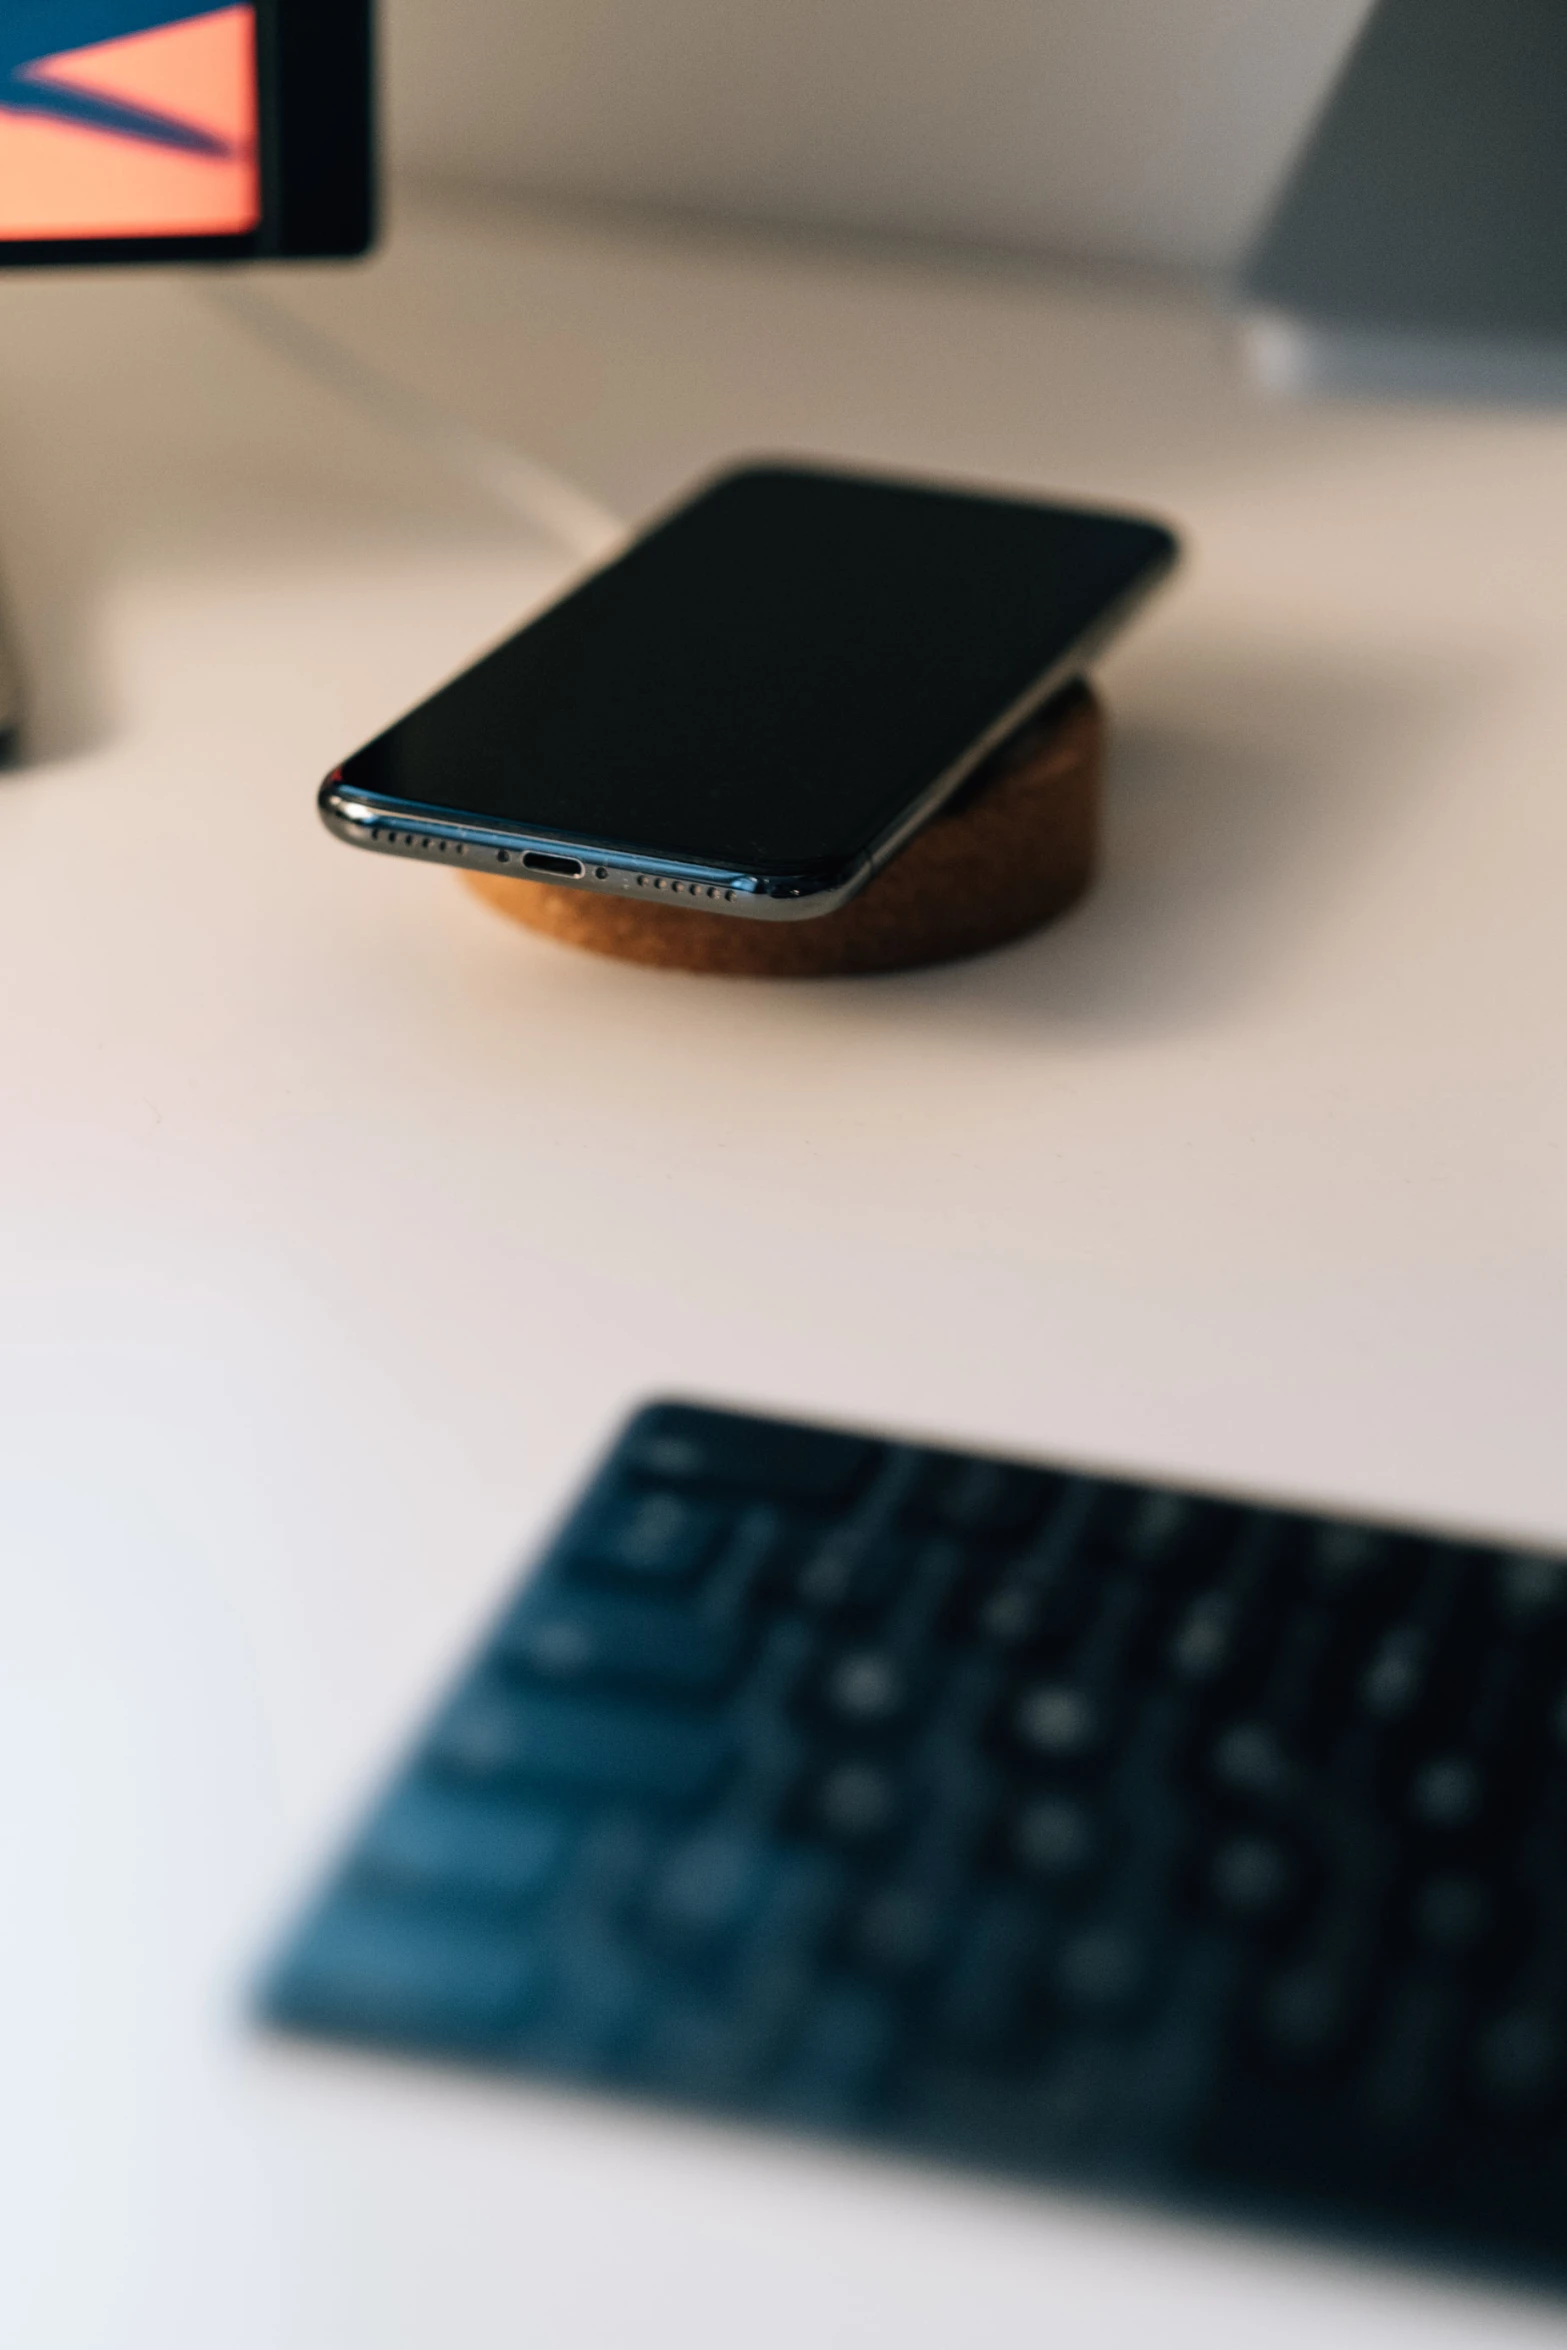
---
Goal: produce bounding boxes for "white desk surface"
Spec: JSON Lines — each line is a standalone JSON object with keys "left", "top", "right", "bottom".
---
{"left": 3, "top": 188, "right": 1567, "bottom": 2349}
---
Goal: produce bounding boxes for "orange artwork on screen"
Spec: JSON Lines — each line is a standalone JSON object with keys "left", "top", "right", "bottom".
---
{"left": 0, "top": 5, "right": 259, "bottom": 240}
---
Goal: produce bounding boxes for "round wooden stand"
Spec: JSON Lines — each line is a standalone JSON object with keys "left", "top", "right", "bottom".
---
{"left": 463, "top": 679, "right": 1103, "bottom": 978}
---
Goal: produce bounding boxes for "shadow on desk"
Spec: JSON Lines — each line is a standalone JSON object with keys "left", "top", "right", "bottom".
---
{"left": 887, "top": 642, "right": 1505, "bottom": 1043}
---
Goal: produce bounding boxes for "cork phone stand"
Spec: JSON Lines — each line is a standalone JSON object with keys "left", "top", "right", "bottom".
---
{"left": 464, "top": 680, "right": 1103, "bottom": 979}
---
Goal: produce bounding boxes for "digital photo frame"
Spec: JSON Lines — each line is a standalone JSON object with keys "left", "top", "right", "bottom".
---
{"left": 0, "top": 0, "right": 374, "bottom": 267}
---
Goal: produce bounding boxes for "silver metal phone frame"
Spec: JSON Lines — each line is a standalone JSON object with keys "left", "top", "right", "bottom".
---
{"left": 317, "top": 552, "right": 1175, "bottom": 924}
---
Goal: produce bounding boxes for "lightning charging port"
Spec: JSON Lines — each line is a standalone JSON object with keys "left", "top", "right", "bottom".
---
{"left": 522, "top": 852, "right": 584, "bottom": 877}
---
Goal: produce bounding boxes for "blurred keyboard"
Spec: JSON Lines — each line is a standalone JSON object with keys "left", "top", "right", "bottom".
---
{"left": 261, "top": 1401, "right": 1567, "bottom": 2283}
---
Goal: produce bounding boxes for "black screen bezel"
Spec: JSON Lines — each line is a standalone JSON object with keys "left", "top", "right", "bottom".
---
{"left": 0, "top": 0, "right": 374, "bottom": 267}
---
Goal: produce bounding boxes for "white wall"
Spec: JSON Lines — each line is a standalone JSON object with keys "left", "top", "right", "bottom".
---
{"left": 383, "top": 0, "right": 1375, "bottom": 273}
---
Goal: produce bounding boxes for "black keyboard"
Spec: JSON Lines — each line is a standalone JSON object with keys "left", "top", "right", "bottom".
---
{"left": 260, "top": 1402, "right": 1567, "bottom": 2285}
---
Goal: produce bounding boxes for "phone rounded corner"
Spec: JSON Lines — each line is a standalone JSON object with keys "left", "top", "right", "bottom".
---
{"left": 317, "top": 770, "right": 366, "bottom": 844}
{"left": 754, "top": 850, "right": 876, "bottom": 921}
{"left": 1151, "top": 517, "right": 1184, "bottom": 575}
{"left": 688, "top": 454, "right": 835, "bottom": 514}
{"left": 1123, "top": 512, "right": 1183, "bottom": 587}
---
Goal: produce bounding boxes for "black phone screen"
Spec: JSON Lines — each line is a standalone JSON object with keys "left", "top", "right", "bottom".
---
{"left": 337, "top": 467, "right": 1176, "bottom": 881}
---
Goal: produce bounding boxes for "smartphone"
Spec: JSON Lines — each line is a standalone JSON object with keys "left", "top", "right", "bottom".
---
{"left": 319, "top": 463, "right": 1178, "bottom": 921}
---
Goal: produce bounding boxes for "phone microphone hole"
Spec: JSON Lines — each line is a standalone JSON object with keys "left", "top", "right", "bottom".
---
{"left": 522, "top": 851, "right": 584, "bottom": 877}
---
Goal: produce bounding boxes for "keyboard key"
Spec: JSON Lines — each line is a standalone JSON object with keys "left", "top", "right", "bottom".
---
{"left": 849, "top": 1882, "right": 948, "bottom": 1980}
{"left": 1012, "top": 1682, "right": 1104, "bottom": 1765}
{"left": 1206, "top": 1834, "right": 1301, "bottom": 1926}
{"left": 1055, "top": 1923, "right": 1148, "bottom": 2018}
{"left": 1499, "top": 1551, "right": 1567, "bottom": 1624}
{"left": 635, "top": 1998, "right": 778, "bottom": 2102}
{"left": 531, "top": 1938, "right": 651, "bottom": 2073}
{"left": 1360, "top": 1625, "right": 1431, "bottom": 1724}
{"left": 1210, "top": 1722, "right": 1293, "bottom": 1805}
{"left": 1409, "top": 1755, "right": 1485, "bottom": 1832}
{"left": 1357, "top": 1552, "right": 1473, "bottom": 1735}
{"left": 774, "top": 1986, "right": 898, "bottom": 2123}
{"left": 1363, "top": 1973, "right": 1463, "bottom": 2139}
{"left": 430, "top": 1681, "right": 731, "bottom": 1805}
{"left": 1413, "top": 1873, "right": 1493, "bottom": 1955}
{"left": 966, "top": 1483, "right": 1099, "bottom": 1652}
{"left": 1009, "top": 1795, "right": 1098, "bottom": 1882}
{"left": 642, "top": 1832, "right": 767, "bottom": 1955}
{"left": 905, "top": 1455, "right": 1055, "bottom": 1540}
{"left": 266, "top": 1897, "right": 538, "bottom": 2045}
{"left": 574, "top": 1489, "right": 722, "bottom": 1585}
{"left": 1259, "top": 1958, "right": 1365, "bottom": 2064}
{"left": 356, "top": 1782, "right": 566, "bottom": 1905}
{"left": 1311, "top": 1523, "right": 1391, "bottom": 1589}
{"left": 801, "top": 1759, "right": 902, "bottom": 1844}
{"left": 1169, "top": 1516, "right": 1282, "bottom": 1689}
{"left": 1169, "top": 1592, "right": 1241, "bottom": 1685}
{"left": 809, "top": 1646, "right": 918, "bottom": 1732}
{"left": 1117, "top": 1488, "right": 1202, "bottom": 1565}
{"left": 1474, "top": 2006, "right": 1564, "bottom": 2114}
{"left": 792, "top": 1531, "right": 900, "bottom": 1617}
{"left": 498, "top": 1588, "right": 747, "bottom": 1697}
{"left": 623, "top": 1403, "right": 875, "bottom": 1506}
{"left": 934, "top": 1895, "right": 1049, "bottom": 2059}
{"left": 974, "top": 1571, "right": 1081, "bottom": 1652}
